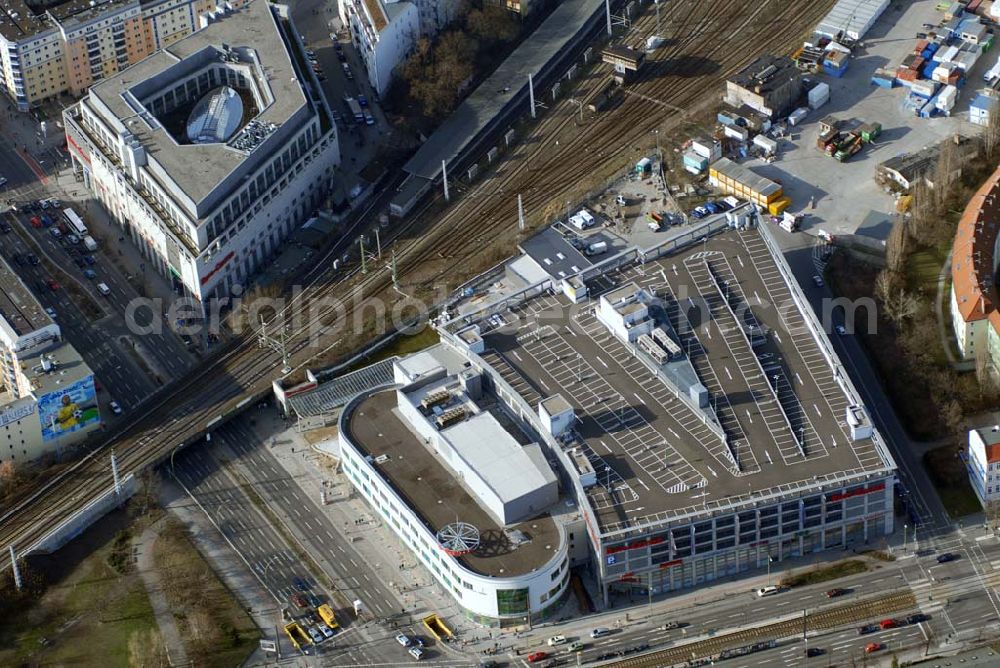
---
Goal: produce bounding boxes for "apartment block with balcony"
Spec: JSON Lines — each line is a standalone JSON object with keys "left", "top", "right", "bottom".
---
{"left": 0, "top": 0, "right": 248, "bottom": 111}
{"left": 64, "top": 0, "right": 339, "bottom": 315}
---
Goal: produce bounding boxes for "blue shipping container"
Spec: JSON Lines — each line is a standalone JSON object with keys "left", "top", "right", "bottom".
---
{"left": 921, "top": 60, "right": 939, "bottom": 79}
{"left": 871, "top": 75, "right": 895, "bottom": 88}
{"left": 717, "top": 112, "right": 736, "bottom": 126}
{"left": 926, "top": 42, "right": 940, "bottom": 54}
{"left": 920, "top": 96, "right": 939, "bottom": 118}
{"left": 921, "top": 48, "right": 934, "bottom": 60}
{"left": 823, "top": 60, "right": 848, "bottom": 78}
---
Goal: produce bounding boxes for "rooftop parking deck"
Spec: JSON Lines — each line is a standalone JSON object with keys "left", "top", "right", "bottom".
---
{"left": 345, "top": 390, "right": 563, "bottom": 578}
{"left": 470, "top": 226, "right": 890, "bottom": 536}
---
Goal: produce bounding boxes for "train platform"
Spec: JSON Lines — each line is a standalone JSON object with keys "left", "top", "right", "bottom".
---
{"left": 392, "top": 0, "right": 607, "bottom": 214}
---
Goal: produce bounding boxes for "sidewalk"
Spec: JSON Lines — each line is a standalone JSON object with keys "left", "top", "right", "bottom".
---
{"left": 133, "top": 516, "right": 190, "bottom": 667}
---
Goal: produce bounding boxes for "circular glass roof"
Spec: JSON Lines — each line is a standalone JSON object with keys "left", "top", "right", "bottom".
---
{"left": 186, "top": 86, "right": 244, "bottom": 144}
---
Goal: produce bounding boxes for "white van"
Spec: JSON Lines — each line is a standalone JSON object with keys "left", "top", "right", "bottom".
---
{"left": 97, "top": 282, "right": 111, "bottom": 296}
{"left": 756, "top": 585, "right": 780, "bottom": 597}
{"left": 547, "top": 635, "right": 566, "bottom": 647}
{"left": 590, "top": 627, "right": 611, "bottom": 639}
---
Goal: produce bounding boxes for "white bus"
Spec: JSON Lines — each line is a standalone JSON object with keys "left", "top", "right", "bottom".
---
{"left": 63, "top": 207, "right": 87, "bottom": 236}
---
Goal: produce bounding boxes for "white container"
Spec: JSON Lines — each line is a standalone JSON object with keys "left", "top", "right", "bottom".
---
{"left": 753, "top": 134, "right": 778, "bottom": 154}
{"left": 932, "top": 65, "right": 953, "bottom": 83}
{"left": 938, "top": 45, "right": 959, "bottom": 65}
{"left": 808, "top": 82, "right": 830, "bottom": 105}
{"left": 808, "top": 90, "right": 829, "bottom": 110}
{"left": 645, "top": 35, "right": 664, "bottom": 51}
{"left": 691, "top": 138, "right": 721, "bottom": 160}
{"left": 724, "top": 124, "right": 749, "bottom": 141}
{"left": 788, "top": 107, "right": 809, "bottom": 126}
{"left": 936, "top": 84, "right": 957, "bottom": 110}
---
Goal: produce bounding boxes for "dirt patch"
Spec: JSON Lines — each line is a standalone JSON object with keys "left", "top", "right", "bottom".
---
{"left": 152, "top": 517, "right": 259, "bottom": 666}
{"left": 0, "top": 508, "right": 158, "bottom": 666}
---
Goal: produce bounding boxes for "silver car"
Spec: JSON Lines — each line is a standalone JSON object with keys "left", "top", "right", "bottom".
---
{"left": 307, "top": 626, "right": 323, "bottom": 643}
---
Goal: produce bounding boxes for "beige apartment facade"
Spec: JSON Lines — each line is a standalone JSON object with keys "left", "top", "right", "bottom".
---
{"left": 0, "top": 0, "right": 243, "bottom": 112}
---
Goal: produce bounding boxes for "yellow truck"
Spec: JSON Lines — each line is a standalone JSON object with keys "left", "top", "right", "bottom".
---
{"left": 283, "top": 622, "right": 312, "bottom": 651}
{"left": 422, "top": 613, "right": 454, "bottom": 641}
{"left": 317, "top": 604, "right": 339, "bottom": 631}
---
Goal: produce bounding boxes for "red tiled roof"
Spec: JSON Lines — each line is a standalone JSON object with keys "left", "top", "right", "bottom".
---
{"left": 951, "top": 168, "right": 1000, "bottom": 332}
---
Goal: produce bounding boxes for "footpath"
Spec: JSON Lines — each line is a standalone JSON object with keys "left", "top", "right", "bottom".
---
{"left": 133, "top": 516, "right": 190, "bottom": 667}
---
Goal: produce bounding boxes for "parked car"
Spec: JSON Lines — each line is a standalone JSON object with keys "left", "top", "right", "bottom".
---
{"left": 83, "top": 255, "right": 96, "bottom": 265}
{"left": 408, "top": 647, "right": 424, "bottom": 660}
{"left": 109, "top": 400, "right": 123, "bottom": 415}
{"left": 337, "top": 51, "right": 347, "bottom": 62}
{"left": 46, "top": 279, "right": 60, "bottom": 290}
{"left": 74, "top": 257, "right": 86, "bottom": 268}
{"left": 45, "top": 307, "right": 57, "bottom": 320}
{"left": 27, "top": 253, "right": 39, "bottom": 266}
{"left": 395, "top": 634, "right": 411, "bottom": 647}
{"left": 30, "top": 216, "right": 42, "bottom": 228}
{"left": 317, "top": 623, "right": 334, "bottom": 639}
{"left": 84, "top": 269, "right": 97, "bottom": 279}
{"left": 0, "top": 221, "right": 10, "bottom": 233}
{"left": 835, "top": 324, "right": 847, "bottom": 336}
{"left": 293, "top": 577, "right": 309, "bottom": 592}
{"left": 66, "top": 233, "right": 80, "bottom": 245}
{"left": 306, "top": 626, "right": 323, "bottom": 643}
{"left": 290, "top": 593, "right": 307, "bottom": 608}
{"left": 358, "top": 94, "right": 368, "bottom": 107}
{"left": 49, "top": 227, "right": 62, "bottom": 239}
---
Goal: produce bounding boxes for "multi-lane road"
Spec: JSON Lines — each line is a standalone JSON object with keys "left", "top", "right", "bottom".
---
{"left": 170, "top": 414, "right": 471, "bottom": 665}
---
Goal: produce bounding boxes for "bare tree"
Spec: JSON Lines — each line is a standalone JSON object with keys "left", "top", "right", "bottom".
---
{"left": 984, "top": 98, "right": 1000, "bottom": 164}
{"left": 883, "top": 289, "right": 919, "bottom": 325}
{"left": 932, "top": 138, "right": 958, "bottom": 214}
{"left": 0, "top": 460, "right": 14, "bottom": 485}
{"left": 976, "top": 345, "right": 996, "bottom": 393}
{"left": 874, "top": 270, "right": 901, "bottom": 305}
{"left": 885, "top": 221, "right": 909, "bottom": 274}
{"left": 942, "top": 398, "right": 964, "bottom": 434}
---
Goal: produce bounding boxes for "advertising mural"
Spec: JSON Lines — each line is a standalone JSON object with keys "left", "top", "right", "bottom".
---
{"left": 39, "top": 376, "right": 100, "bottom": 442}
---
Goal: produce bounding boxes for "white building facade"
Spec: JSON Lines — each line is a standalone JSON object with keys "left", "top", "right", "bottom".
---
{"left": 967, "top": 426, "right": 1000, "bottom": 508}
{"left": 340, "top": 0, "right": 419, "bottom": 96}
{"left": 64, "top": 1, "right": 339, "bottom": 313}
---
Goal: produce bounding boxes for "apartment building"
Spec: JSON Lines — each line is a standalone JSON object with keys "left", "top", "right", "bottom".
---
{"left": 0, "top": 257, "right": 101, "bottom": 464}
{"left": 0, "top": 0, "right": 246, "bottom": 111}
{"left": 338, "top": 0, "right": 457, "bottom": 97}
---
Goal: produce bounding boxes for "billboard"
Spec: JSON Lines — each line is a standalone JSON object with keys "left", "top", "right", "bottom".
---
{"left": 39, "top": 376, "right": 100, "bottom": 442}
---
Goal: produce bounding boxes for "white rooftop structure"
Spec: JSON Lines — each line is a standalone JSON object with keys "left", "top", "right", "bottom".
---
{"left": 815, "top": 0, "right": 890, "bottom": 41}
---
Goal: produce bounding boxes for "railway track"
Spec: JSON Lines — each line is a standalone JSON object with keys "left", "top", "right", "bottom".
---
{"left": 604, "top": 591, "right": 918, "bottom": 667}
{"left": 0, "top": 0, "right": 833, "bottom": 570}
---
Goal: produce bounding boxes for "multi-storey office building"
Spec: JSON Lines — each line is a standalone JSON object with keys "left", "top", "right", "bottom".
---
{"left": 339, "top": 0, "right": 418, "bottom": 97}
{"left": 64, "top": 0, "right": 339, "bottom": 312}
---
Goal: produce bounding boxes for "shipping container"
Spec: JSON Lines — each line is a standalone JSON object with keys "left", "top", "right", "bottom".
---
{"left": 717, "top": 111, "right": 737, "bottom": 126}
{"left": 967, "top": 0, "right": 982, "bottom": 12}
{"left": 753, "top": 134, "right": 778, "bottom": 154}
{"left": 817, "top": 128, "right": 839, "bottom": 150}
{"left": 938, "top": 45, "right": 960, "bottom": 64}
{"left": 910, "top": 79, "right": 940, "bottom": 98}
{"left": 913, "top": 39, "right": 929, "bottom": 54}
{"left": 858, "top": 122, "right": 882, "bottom": 143}
{"left": 724, "top": 124, "right": 749, "bottom": 141}
{"left": 919, "top": 94, "right": 940, "bottom": 117}
{"left": 921, "top": 60, "right": 939, "bottom": 79}
{"left": 683, "top": 150, "right": 709, "bottom": 169}
{"left": 808, "top": 81, "right": 830, "bottom": 106}
{"left": 896, "top": 66, "right": 918, "bottom": 83}
{"left": 788, "top": 107, "right": 809, "bottom": 125}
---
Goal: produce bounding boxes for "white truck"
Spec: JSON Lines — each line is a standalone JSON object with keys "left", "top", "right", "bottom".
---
{"left": 83, "top": 235, "right": 98, "bottom": 251}
{"left": 585, "top": 240, "right": 608, "bottom": 256}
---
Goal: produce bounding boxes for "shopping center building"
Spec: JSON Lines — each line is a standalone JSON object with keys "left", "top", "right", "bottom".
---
{"left": 333, "top": 215, "right": 897, "bottom": 625}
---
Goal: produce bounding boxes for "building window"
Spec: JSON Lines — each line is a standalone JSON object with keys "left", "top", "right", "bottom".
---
{"left": 496, "top": 588, "right": 529, "bottom": 615}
